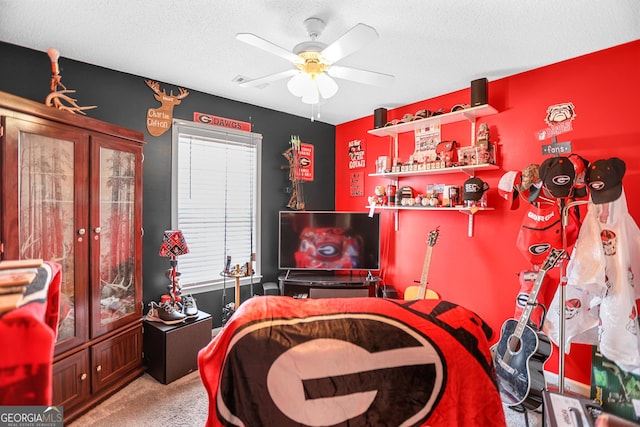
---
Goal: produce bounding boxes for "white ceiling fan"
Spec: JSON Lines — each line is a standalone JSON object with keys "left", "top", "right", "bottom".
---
{"left": 235, "top": 17, "right": 394, "bottom": 104}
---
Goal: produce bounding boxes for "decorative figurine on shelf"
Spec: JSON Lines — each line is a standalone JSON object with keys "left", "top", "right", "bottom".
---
{"left": 45, "top": 48, "right": 97, "bottom": 115}
{"left": 477, "top": 122, "right": 489, "bottom": 148}
{"left": 368, "top": 185, "right": 388, "bottom": 206}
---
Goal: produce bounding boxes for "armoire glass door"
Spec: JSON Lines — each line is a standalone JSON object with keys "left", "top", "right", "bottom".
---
{"left": 2, "top": 117, "right": 90, "bottom": 353}
{"left": 90, "top": 136, "right": 142, "bottom": 337}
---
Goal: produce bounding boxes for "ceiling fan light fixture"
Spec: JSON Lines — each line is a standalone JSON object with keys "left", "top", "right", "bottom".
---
{"left": 288, "top": 70, "right": 337, "bottom": 105}
{"left": 301, "top": 87, "right": 320, "bottom": 105}
{"left": 316, "top": 73, "right": 338, "bottom": 99}
{"left": 287, "top": 72, "right": 311, "bottom": 97}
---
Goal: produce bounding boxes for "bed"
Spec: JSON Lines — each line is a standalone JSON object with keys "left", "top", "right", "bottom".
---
{"left": 198, "top": 295, "right": 507, "bottom": 426}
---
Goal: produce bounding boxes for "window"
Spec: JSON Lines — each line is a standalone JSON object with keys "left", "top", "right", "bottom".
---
{"left": 171, "top": 120, "right": 261, "bottom": 293}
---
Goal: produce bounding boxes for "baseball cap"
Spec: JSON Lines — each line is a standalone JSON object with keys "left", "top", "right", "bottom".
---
{"left": 451, "top": 103, "right": 470, "bottom": 112}
{"left": 400, "top": 113, "right": 414, "bottom": 123}
{"left": 498, "top": 170, "right": 521, "bottom": 210}
{"left": 538, "top": 156, "right": 575, "bottom": 198}
{"left": 462, "top": 177, "right": 489, "bottom": 201}
{"left": 586, "top": 158, "right": 626, "bottom": 204}
{"left": 414, "top": 109, "right": 431, "bottom": 119}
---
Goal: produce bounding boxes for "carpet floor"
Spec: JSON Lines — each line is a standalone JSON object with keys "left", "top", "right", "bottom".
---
{"left": 68, "top": 372, "right": 208, "bottom": 427}
{"left": 69, "top": 370, "right": 542, "bottom": 426}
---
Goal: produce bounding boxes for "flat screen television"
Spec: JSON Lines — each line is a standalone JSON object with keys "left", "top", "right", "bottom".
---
{"left": 278, "top": 211, "right": 381, "bottom": 271}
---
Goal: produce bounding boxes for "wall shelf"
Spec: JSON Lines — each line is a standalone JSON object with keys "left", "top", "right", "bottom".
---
{"left": 368, "top": 205, "right": 493, "bottom": 237}
{"left": 369, "top": 163, "right": 498, "bottom": 179}
{"left": 367, "top": 104, "right": 498, "bottom": 138}
{"left": 366, "top": 104, "right": 500, "bottom": 238}
{"left": 368, "top": 205, "right": 494, "bottom": 213}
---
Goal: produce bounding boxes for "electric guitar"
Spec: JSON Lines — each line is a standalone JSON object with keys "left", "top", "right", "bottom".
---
{"left": 404, "top": 228, "right": 440, "bottom": 300}
{"left": 492, "top": 248, "right": 565, "bottom": 410}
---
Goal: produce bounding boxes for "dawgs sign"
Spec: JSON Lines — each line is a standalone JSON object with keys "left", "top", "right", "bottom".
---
{"left": 194, "top": 112, "right": 252, "bottom": 132}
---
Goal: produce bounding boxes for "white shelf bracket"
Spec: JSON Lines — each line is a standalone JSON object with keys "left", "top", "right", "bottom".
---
{"left": 462, "top": 168, "right": 476, "bottom": 178}
{"left": 458, "top": 209, "right": 479, "bottom": 237}
{"left": 462, "top": 111, "right": 477, "bottom": 122}
{"left": 392, "top": 134, "right": 398, "bottom": 159}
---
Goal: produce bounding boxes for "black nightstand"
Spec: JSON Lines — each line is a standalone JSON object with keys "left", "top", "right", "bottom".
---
{"left": 143, "top": 310, "right": 213, "bottom": 384}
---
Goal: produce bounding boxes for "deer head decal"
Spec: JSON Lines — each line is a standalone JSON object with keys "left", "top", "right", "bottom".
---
{"left": 145, "top": 80, "right": 189, "bottom": 137}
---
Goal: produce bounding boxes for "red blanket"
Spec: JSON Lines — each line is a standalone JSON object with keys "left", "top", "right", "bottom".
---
{"left": 0, "top": 262, "right": 61, "bottom": 405}
{"left": 199, "top": 296, "right": 507, "bottom": 426}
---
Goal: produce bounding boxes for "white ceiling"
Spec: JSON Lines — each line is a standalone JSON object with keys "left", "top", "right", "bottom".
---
{"left": 1, "top": 0, "right": 639, "bottom": 125}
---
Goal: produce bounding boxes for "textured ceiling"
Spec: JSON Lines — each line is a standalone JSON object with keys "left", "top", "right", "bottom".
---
{"left": 1, "top": 0, "right": 639, "bottom": 125}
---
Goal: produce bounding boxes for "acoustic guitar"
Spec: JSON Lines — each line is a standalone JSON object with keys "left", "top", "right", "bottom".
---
{"left": 492, "top": 248, "right": 565, "bottom": 410}
{"left": 404, "top": 228, "right": 440, "bottom": 300}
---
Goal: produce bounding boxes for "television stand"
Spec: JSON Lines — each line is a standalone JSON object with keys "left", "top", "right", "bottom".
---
{"left": 277, "top": 271, "right": 381, "bottom": 299}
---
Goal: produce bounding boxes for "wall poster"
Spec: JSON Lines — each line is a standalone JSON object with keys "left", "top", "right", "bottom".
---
{"left": 350, "top": 172, "right": 363, "bottom": 197}
{"left": 295, "top": 142, "right": 314, "bottom": 182}
{"left": 348, "top": 139, "right": 365, "bottom": 169}
{"left": 414, "top": 125, "right": 441, "bottom": 163}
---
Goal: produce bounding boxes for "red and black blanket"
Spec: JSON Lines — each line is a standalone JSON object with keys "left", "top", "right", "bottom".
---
{"left": 0, "top": 262, "right": 61, "bottom": 405}
{"left": 199, "top": 296, "right": 507, "bottom": 426}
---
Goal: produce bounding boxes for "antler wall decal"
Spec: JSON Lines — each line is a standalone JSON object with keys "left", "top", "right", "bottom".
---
{"left": 45, "top": 48, "right": 97, "bottom": 115}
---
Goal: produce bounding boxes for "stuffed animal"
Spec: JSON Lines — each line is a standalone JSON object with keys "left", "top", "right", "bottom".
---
{"left": 368, "top": 185, "right": 388, "bottom": 206}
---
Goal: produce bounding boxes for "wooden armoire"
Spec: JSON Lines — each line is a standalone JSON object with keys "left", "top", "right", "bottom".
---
{"left": 0, "top": 91, "right": 145, "bottom": 422}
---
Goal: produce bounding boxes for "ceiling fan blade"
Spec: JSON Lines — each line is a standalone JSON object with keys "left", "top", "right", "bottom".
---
{"left": 328, "top": 65, "right": 394, "bottom": 87}
{"left": 236, "top": 33, "right": 303, "bottom": 64}
{"left": 239, "top": 69, "right": 300, "bottom": 88}
{"left": 320, "top": 23, "right": 378, "bottom": 64}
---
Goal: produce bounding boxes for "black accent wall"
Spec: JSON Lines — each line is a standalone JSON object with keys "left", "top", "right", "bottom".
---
{"left": 0, "top": 41, "right": 336, "bottom": 327}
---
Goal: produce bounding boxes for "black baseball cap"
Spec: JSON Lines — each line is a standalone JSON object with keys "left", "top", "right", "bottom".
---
{"left": 586, "top": 158, "right": 626, "bottom": 204}
{"left": 538, "top": 156, "right": 575, "bottom": 198}
{"left": 462, "top": 177, "right": 489, "bottom": 201}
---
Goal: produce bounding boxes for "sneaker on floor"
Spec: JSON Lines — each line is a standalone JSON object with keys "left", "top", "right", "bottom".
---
{"left": 181, "top": 294, "right": 199, "bottom": 319}
{"left": 146, "top": 301, "right": 186, "bottom": 325}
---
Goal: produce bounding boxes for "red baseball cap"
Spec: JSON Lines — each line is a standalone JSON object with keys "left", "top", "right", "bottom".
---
{"left": 498, "top": 170, "right": 521, "bottom": 210}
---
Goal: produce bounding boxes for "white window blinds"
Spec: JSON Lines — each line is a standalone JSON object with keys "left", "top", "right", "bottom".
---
{"left": 171, "top": 120, "right": 261, "bottom": 292}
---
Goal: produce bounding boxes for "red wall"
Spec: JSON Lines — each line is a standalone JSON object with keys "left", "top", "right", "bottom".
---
{"left": 334, "top": 40, "right": 640, "bottom": 385}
